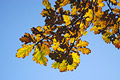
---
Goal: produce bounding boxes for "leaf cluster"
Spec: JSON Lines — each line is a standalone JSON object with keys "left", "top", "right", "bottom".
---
{"left": 16, "top": 0, "right": 120, "bottom": 72}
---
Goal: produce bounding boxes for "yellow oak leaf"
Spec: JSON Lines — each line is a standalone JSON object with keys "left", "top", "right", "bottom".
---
{"left": 41, "top": 10, "right": 49, "bottom": 17}
{"left": 63, "top": 15, "right": 71, "bottom": 26}
{"left": 67, "top": 62, "right": 78, "bottom": 71}
{"left": 84, "top": 9, "right": 93, "bottom": 22}
{"left": 71, "top": 52, "right": 80, "bottom": 63}
{"left": 90, "top": 26, "right": 100, "bottom": 34}
{"left": 52, "top": 42, "right": 59, "bottom": 50}
{"left": 16, "top": 44, "right": 34, "bottom": 58}
{"left": 43, "top": 25, "right": 51, "bottom": 31}
{"left": 58, "top": 60, "right": 67, "bottom": 72}
{"left": 33, "top": 45, "right": 48, "bottom": 66}
{"left": 71, "top": 6, "right": 77, "bottom": 15}
{"left": 36, "top": 26, "right": 43, "bottom": 32}
{"left": 42, "top": 0, "right": 51, "bottom": 9}
{"left": 52, "top": 38, "right": 60, "bottom": 50}
{"left": 77, "top": 40, "right": 89, "bottom": 47}
{"left": 52, "top": 62, "right": 60, "bottom": 69}
{"left": 78, "top": 48, "right": 91, "bottom": 55}
{"left": 57, "top": 47, "right": 66, "bottom": 52}
{"left": 35, "top": 34, "right": 42, "bottom": 42}
{"left": 41, "top": 44, "right": 51, "bottom": 55}
{"left": 102, "top": 33, "right": 111, "bottom": 43}
{"left": 113, "top": 39, "right": 119, "bottom": 45}
{"left": 80, "top": 22, "right": 84, "bottom": 27}
{"left": 60, "top": 0, "right": 70, "bottom": 7}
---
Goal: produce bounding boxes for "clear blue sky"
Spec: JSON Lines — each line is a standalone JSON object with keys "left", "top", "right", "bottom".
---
{"left": 0, "top": 0, "right": 120, "bottom": 80}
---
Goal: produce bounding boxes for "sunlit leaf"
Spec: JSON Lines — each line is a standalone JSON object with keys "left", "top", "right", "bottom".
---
{"left": 71, "top": 52, "right": 80, "bottom": 63}
{"left": 41, "top": 44, "right": 51, "bottom": 55}
{"left": 42, "top": 0, "right": 51, "bottom": 9}
{"left": 33, "top": 45, "right": 48, "bottom": 66}
{"left": 58, "top": 60, "right": 67, "bottom": 72}
{"left": 16, "top": 44, "right": 35, "bottom": 58}
{"left": 60, "top": 0, "right": 70, "bottom": 7}
{"left": 78, "top": 48, "right": 91, "bottom": 55}
{"left": 52, "top": 62, "right": 60, "bottom": 69}
{"left": 63, "top": 15, "right": 71, "bottom": 26}
{"left": 77, "top": 40, "right": 89, "bottom": 47}
{"left": 67, "top": 62, "right": 78, "bottom": 71}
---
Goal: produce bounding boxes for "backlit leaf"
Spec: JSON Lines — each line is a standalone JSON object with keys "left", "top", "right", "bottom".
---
{"left": 42, "top": 0, "right": 51, "bottom": 9}
{"left": 63, "top": 15, "right": 71, "bottom": 26}
{"left": 33, "top": 45, "right": 48, "bottom": 66}
{"left": 71, "top": 52, "right": 80, "bottom": 63}
{"left": 78, "top": 48, "right": 91, "bottom": 55}
{"left": 16, "top": 44, "right": 35, "bottom": 58}
{"left": 67, "top": 62, "right": 78, "bottom": 71}
{"left": 77, "top": 40, "right": 89, "bottom": 47}
{"left": 41, "top": 44, "right": 51, "bottom": 55}
{"left": 52, "top": 62, "right": 60, "bottom": 69}
{"left": 58, "top": 60, "right": 67, "bottom": 72}
{"left": 60, "top": 0, "right": 70, "bottom": 7}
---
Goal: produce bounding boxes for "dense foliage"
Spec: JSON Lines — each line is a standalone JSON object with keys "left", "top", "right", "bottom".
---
{"left": 16, "top": 0, "right": 120, "bottom": 72}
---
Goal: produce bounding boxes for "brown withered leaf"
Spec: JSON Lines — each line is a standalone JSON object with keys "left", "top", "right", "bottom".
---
{"left": 31, "top": 27, "right": 43, "bottom": 35}
{"left": 20, "top": 33, "right": 36, "bottom": 44}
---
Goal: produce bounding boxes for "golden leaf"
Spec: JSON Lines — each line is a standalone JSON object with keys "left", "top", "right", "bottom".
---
{"left": 33, "top": 45, "right": 48, "bottom": 66}
{"left": 113, "top": 39, "right": 119, "bottom": 45}
{"left": 77, "top": 40, "right": 89, "bottom": 47}
{"left": 78, "top": 48, "right": 91, "bottom": 55}
{"left": 71, "top": 52, "right": 80, "bottom": 63}
{"left": 41, "top": 44, "right": 51, "bottom": 55}
{"left": 42, "top": 0, "right": 51, "bottom": 9}
{"left": 84, "top": 9, "right": 93, "bottom": 22}
{"left": 63, "top": 15, "right": 71, "bottom": 26}
{"left": 102, "top": 33, "right": 111, "bottom": 44}
{"left": 60, "top": 0, "right": 70, "bottom": 7}
{"left": 16, "top": 44, "right": 34, "bottom": 58}
{"left": 36, "top": 26, "right": 43, "bottom": 32}
{"left": 67, "top": 63, "right": 78, "bottom": 71}
{"left": 71, "top": 6, "right": 77, "bottom": 15}
{"left": 58, "top": 60, "right": 67, "bottom": 72}
{"left": 52, "top": 62, "right": 60, "bottom": 69}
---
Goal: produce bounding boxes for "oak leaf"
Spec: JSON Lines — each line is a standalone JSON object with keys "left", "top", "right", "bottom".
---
{"left": 78, "top": 48, "right": 91, "bottom": 55}
{"left": 63, "top": 15, "right": 71, "bottom": 26}
{"left": 52, "top": 62, "right": 60, "bottom": 69}
{"left": 42, "top": 0, "right": 51, "bottom": 9}
{"left": 33, "top": 45, "right": 48, "bottom": 66}
{"left": 20, "top": 33, "right": 36, "bottom": 44}
{"left": 58, "top": 60, "right": 67, "bottom": 72}
{"left": 67, "top": 63, "right": 78, "bottom": 71}
{"left": 16, "top": 44, "right": 34, "bottom": 58}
